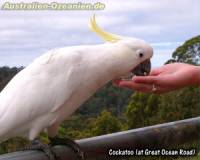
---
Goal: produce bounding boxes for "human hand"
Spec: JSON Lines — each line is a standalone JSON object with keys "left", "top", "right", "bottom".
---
{"left": 113, "top": 63, "right": 200, "bottom": 94}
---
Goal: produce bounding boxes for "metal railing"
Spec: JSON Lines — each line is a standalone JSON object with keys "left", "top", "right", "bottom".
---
{"left": 0, "top": 117, "right": 200, "bottom": 160}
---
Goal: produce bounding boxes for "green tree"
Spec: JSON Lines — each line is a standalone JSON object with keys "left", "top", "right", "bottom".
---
{"left": 0, "top": 137, "right": 28, "bottom": 154}
{"left": 166, "top": 35, "right": 200, "bottom": 65}
{"left": 126, "top": 92, "right": 160, "bottom": 129}
{"left": 158, "top": 87, "right": 200, "bottom": 123}
{"left": 78, "top": 82, "right": 132, "bottom": 117}
{"left": 91, "top": 110, "right": 122, "bottom": 136}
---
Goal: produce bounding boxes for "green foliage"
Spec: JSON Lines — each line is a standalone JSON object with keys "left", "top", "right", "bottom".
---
{"left": 91, "top": 110, "right": 122, "bottom": 136}
{"left": 166, "top": 35, "right": 200, "bottom": 65}
{"left": 0, "top": 137, "right": 28, "bottom": 154}
{"left": 58, "top": 115, "right": 95, "bottom": 139}
{"left": 78, "top": 82, "right": 132, "bottom": 116}
{"left": 57, "top": 110, "right": 123, "bottom": 139}
{"left": 157, "top": 87, "right": 200, "bottom": 123}
{"left": 126, "top": 84, "right": 200, "bottom": 129}
{"left": 126, "top": 92, "right": 160, "bottom": 128}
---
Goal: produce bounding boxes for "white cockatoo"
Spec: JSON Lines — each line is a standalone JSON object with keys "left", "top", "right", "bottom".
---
{"left": 0, "top": 15, "right": 153, "bottom": 145}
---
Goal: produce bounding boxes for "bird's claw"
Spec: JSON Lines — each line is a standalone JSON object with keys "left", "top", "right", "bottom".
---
{"left": 20, "top": 140, "right": 57, "bottom": 160}
{"left": 49, "top": 136, "right": 85, "bottom": 160}
{"left": 20, "top": 137, "right": 85, "bottom": 160}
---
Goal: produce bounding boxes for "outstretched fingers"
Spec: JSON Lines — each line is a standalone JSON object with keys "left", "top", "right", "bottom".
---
{"left": 113, "top": 79, "right": 170, "bottom": 94}
{"left": 132, "top": 76, "right": 158, "bottom": 84}
{"left": 114, "top": 80, "right": 152, "bottom": 92}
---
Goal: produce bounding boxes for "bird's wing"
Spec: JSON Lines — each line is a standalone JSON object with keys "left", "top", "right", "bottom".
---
{"left": 0, "top": 48, "right": 86, "bottom": 134}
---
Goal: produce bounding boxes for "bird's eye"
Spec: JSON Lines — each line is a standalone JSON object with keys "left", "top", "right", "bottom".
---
{"left": 136, "top": 49, "right": 144, "bottom": 58}
{"left": 139, "top": 52, "right": 143, "bottom": 58}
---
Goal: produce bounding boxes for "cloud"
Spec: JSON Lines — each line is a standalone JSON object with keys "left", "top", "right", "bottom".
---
{"left": 151, "top": 42, "right": 183, "bottom": 47}
{"left": 152, "top": 49, "right": 174, "bottom": 67}
{"left": 0, "top": 0, "right": 199, "bottom": 67}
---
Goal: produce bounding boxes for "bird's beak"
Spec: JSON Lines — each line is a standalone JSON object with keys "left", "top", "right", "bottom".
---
{"left": 131, "top": 59, "right": 151, "bottom": 76}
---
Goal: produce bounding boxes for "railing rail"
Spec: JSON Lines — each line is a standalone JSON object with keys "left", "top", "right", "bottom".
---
{"left": 0, "top": 117, "right": 200, "bottom": 160}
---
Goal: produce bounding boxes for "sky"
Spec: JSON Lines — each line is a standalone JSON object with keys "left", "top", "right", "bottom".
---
{"left": 0, "top": 0, "right": 199, "bottom": 67}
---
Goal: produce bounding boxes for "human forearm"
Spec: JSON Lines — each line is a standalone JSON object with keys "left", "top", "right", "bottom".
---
{"left": 194, "top": 66, "right": 200, "bottom": 86}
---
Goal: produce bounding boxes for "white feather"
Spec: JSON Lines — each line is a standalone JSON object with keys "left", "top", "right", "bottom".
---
{"left": 0, "top": 40, "right": 153, "bottom": 141}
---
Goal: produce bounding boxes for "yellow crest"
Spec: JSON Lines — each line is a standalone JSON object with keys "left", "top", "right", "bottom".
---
{"left": 89, "top": 15, "right": 122, "bottom": 42}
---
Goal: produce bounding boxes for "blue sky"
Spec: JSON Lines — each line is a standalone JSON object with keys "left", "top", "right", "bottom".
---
{"left": 0, "top": 0, "right": 199, "bottom": 67}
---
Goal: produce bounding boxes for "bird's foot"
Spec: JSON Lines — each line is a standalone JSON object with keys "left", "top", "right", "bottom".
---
{"left": 49, "top": 136, "right": 85, "bottom": 160}
{"left": 21, "top": 139, "right": 56, "bottom": 160}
